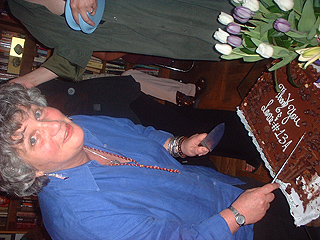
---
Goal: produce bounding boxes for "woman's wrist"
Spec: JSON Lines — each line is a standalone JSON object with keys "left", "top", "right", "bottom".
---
{"left": 167, "top": 136, "right": 187, "bottom": 158}
{"left": 219, "top": 209, "right": 240, "bottom": 234}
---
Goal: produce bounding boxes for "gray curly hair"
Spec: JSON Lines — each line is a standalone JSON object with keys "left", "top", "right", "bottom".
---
{"left": 0, "top": 83, "right": 49, "bottom": 197}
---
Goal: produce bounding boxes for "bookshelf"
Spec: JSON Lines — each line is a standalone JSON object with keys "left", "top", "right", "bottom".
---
{"left": 0, "top": 2, "right": 47, "bottom": 238}
{"left": 0, "top": 1, "right": 38, "bottom": 81}
{"left": 0, "top": 195, "right": 40, "bottom": 236}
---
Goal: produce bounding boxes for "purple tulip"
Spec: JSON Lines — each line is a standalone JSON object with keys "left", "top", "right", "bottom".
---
{"left": 227, "top": 22, "right": 241, "bottom": 35}
{"left": 274, "top": 18, "right": 291, "bottom": 33}
{"left": 233, "top": 14, "right": 250, "bottom": 23}
{"left": 227, "top": 35, "right": 242, "bottom": 47}
{"left": 233, "top": 6, "right": 253, "bottom": 19}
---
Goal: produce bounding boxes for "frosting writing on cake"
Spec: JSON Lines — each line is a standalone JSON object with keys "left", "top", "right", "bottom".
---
{"left": 276, "top": 84, "right": 301, "bottom": 127}
{"left": 260, "top": 83, "right": 303, "bottom": 152}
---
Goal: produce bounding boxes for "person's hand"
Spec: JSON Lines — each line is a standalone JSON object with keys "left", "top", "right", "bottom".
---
{"left": 70, "top": 0, "right": 97, "bottom": 26}
{"left": 232, "top": 183, "right": 280, "bottom": 225}
{"left": 9, "top": 77, "right": 35, "bottom": 88}
{"left": 9, "top": 67, "right": 58, "bottom": 88}
{"left": 181, "top": 133, "right": 209, "bottom": 157}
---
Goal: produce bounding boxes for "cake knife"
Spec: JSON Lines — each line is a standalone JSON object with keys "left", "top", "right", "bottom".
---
{"left": 271, "top": 132, "right": 306, "bottom": 184}
{"left": 200, "top": 122, "right": 225, "bottom": 152}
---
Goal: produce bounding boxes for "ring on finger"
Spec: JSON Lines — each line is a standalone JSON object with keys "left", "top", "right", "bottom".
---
{"left": 89, "top": 7, "right": 94, "bottom": 14}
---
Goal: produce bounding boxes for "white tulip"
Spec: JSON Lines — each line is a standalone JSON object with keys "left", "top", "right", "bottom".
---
{"left": 213, "top": 28, "right": 230, "bottom": 43}
{"left": 218, "top": 12, "right": 234, "bottom": 25}
{"left": 274, "top": 0, "right": 294, "bottom": 11}
{"left": 256, "top": 43, "right": 274, "bottom": 58}
{"left": 242, "top": 0, "right": 260, "bottom": 12}
{"left": 215, "top": 43, "right": 233, "bottom": 55}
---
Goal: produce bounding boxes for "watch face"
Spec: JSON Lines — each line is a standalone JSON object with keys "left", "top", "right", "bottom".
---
{"left": 236, "top": 215, "right": 246, "bottom": 225}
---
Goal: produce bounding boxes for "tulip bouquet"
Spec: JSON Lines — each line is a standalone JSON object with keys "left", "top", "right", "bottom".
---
{"left": 214, "top": 0, "right": 320, "bottom": 74}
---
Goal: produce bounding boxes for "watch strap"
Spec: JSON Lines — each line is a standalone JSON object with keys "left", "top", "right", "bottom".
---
{"left": 228, "top": 206, "right": 246, "bottom": 226}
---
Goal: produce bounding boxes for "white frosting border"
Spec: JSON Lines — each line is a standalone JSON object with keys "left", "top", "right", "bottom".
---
{"left": 237, "top": 107, "right": 320, "bottom": 226}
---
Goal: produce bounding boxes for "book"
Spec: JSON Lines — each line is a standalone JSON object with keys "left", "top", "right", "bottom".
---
{"left": 0, "top": 212, "right": 8, "bottom": 217}
{"left": 0, "top": 57, "right": 9, "bottom": 64}
{"left": 0, "top": 206, "right": 8, "bottom": 212}
{"left": 89, "top": 56, "right": 103, "bottom": 63}
{"left": 85, "top": 66, "right": 101, "bottom": 73}
{"left": 16, "top": 217, "right": 37, "bottom": 223}
{"left": 86, "top": 61, "right": 103, "bottom": 69}
{"left": 105, "top": 62, "right": 124, "bottom": 69}
{"left": 16, "top": 211, "right": 36, "bottom": 218}
{"left": 33, "top": 56, "right": 47, "bottom": 63}
{"left": 0, "top": 216, "right": 7, "bottom": 229}
{"left": 15, "top": 222, "right": 36, "bottom": 229}
{"left": 0, "top": 72, "right": 18, "bottom": 81}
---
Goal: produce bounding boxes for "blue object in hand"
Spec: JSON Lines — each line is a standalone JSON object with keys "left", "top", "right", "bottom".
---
{"left": 65, "top": 0, "right": 105, "bottom": 34}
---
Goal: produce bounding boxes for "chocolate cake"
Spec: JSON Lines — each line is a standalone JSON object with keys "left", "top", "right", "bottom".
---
{"left": 237, "top": 60, "right": 320, "bottom": 226}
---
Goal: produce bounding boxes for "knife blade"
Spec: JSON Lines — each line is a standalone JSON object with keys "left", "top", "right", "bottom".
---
{"left": 271, "top": 132, "right": 306, "bottom": 184}
{"left": 200, "top": 123, "right": 225, "bottom": 152}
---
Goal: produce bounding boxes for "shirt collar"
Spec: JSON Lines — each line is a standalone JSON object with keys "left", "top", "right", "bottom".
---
{"left": 46, "top": 161, "right": 99, "bottom": 191}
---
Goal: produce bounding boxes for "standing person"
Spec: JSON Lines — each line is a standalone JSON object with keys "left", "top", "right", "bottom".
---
{"left": 7, "top": 0, "right": 233, "bottom": 87}
{"left": 0, "top": 82, "right": 314, "bottom": 240}
{"left": 121, "top": 69, "right": 207, "bottom": 107}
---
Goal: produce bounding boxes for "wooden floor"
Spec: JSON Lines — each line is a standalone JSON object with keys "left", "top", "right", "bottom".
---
{"left": 167, "top": 59, "right": 273, "bottom": 183}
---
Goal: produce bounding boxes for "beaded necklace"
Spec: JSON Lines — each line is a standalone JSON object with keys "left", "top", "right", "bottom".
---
{"left": 84, "top": 146, "right": 180, "bottom": 173}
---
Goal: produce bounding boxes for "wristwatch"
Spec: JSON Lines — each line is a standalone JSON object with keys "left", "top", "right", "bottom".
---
{"left": 228, "top": 206, "right": 246, "bottom": 226}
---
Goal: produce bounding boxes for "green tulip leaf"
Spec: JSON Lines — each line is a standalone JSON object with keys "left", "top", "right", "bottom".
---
{"left": 261, "top": 23, "right": 275, "bottom": 37}
{"left": 274, "top": 38, "right": 293, "bottom": 49}
{"left": 221, "top": 53, "right": 243, "bottom": 60}
{"left": 287, "top": 11, "right": 297, "bottom": 30}
{"left": 268, "top": 28, "right": 286, "bottom": 39}
{"left": 260, "top": 0, "right": 275, "bottom": 9}
{"left": 298, "top": 0, "right": 316, "bottom": 33}
{"left": 272, "top": 45, "right": 291, "bottom": 57}
{"left": 293, "top": 0, "right": 304, "bottom": 13}
{"left": 243, "top": 55, "right": 264, "bottom": 62}
{"left": 268, "top": 53, "right": 297, "bottom": 71}
{"left": 315, "top": 7, "right": 320, "bottom": 17}
{"left": 258, "top": 2, "right": 271, "bottom": 14}
{"left": 268, "top": 5, "right": 282, "bottom": 13}
{"left": 285, "top": 31, "right": 309, "bottom": 44}
{"left": 273, "top": 70, "right": 281, "bottom": 92}
{"left": 250, "top": 38, "right": 263, "bottom": 47}
{"left": 239, "top": 47, "right": 256, "bottom": 54}
{"left": 243, "top": 36, "right": 257, "bottom": 49}
{"left": 244, "top": 28, "right": 261, "bottom": 39}
{"left": 286, "top": 63, "right": 300, "bottom": 87}
{"left": 230, "top": 0, "right": 241, "bottom": 7}
{"left": 307, "top": 17, "right": 320, "bottom": 40}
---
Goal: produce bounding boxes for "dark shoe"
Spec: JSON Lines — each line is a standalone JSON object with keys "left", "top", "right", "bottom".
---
{"left": 176, "top": 91, "right": 195, "bottom": 107}
{"left": 195, "top": 77, "right": 207, "bottom": 98}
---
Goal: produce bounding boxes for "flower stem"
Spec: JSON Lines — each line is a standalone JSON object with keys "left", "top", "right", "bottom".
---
{"left": 290, "top": 29, "right": 303, "bottom": 35}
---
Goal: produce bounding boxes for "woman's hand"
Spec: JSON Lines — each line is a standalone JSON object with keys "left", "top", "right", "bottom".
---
{"left": 181, "top": 133, "right": 209, "bottom": 157}
{"left": 70, "top": 0, "right": 98, "bottom": 26}
{"left": 219, "top": 183, "right": 279, "bottom": 233}
{"left": 232, "top": 183, "right": 279, "bottom": 224}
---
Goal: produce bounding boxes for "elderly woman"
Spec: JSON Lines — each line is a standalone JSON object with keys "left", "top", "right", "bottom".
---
{"left": 0, "top": 83, "right": 314, "bottom": 240}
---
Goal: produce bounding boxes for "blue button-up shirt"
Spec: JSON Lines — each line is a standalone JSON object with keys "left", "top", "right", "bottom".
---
{"left": 38, "top": 115, "right": 254, "bottom": 239}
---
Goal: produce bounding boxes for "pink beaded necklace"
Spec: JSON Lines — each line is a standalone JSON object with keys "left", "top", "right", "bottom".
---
{"left": 84, "top": 146, "right": 180, "bottom": 173}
